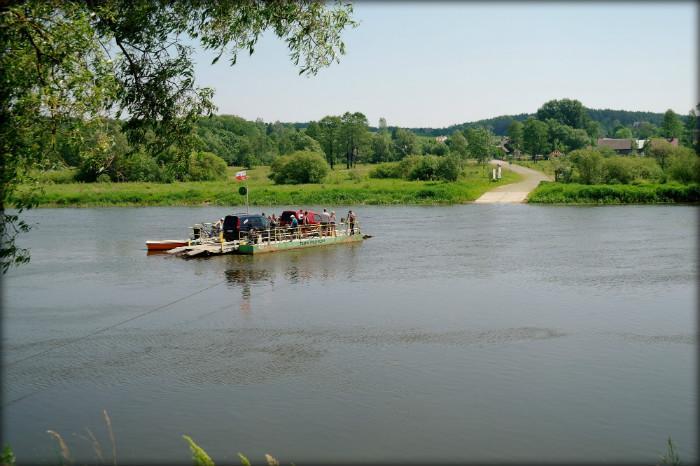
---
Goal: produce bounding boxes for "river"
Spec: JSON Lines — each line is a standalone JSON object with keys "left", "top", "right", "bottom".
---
{"left": 2, "top": 205, "right": 697, "bottom": 463}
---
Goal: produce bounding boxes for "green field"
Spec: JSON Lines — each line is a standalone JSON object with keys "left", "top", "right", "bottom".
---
{"left": 19, "top": 163, "right": 522, "bottom": 207}
{"left": 528, "top": 181, "right": 700, "bottom": 204}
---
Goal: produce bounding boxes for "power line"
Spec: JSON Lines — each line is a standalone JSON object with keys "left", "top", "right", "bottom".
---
{"left": 6, "top": 280, "right": 225, "bottom": 368}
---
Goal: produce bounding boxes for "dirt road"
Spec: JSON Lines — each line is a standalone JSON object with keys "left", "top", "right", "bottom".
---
{"left": 474, "top": 160, "right": 552, "bottom": 203}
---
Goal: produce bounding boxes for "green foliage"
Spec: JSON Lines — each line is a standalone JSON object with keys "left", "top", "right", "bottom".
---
{"left": 536, "top": 99, "right": 591, "bottom": 130}
{"left": 238, "top": 453, "right": 251, "bottom": 466}
{"left": 187, "top": 152, "right": 228, "bottom": 181}
{"left": 269, "top": 151, "right": 330, "bottom": 184}
{"left": 369, "top": 162, "right": 402, "bottom": 179}
{"left": 529, "top": 181, "right": 700, "bottom": 204}
{"left": 1, "top": 0, "right": 356, "bottom": 273}
{"left": 316, "top": 115, "right": 342, "bottom": 168}
{"left": 370, "top": 132, "right": 394, "bottom": 163}
{"left": 658, "top": 437, "right": 681, "bottom": 466}
{"left": 600, "top": 156, "right": 664, "bottom": 185}
{"left": 545, "top": 119, "right": 590, "bottom": 153}
{"left": 568, "top": 149, "right": 604, "bottom": 184}
{"left": 407, "top": 156, "right": 439, "bottom": 181}
{"left": 435, "top": 156, "right": 462, "bottom": 181}
{"left": 1, "top": 444, "right": 16, "bottom": 466}
{"left": 603, "top": 157, "right": 635, "bottom": 184}
{"left": 33, "top": 168, "right": 78, "bottom": 184}
{"left": 683, "top": 107, "right": 698, "bottom": 150}
{"left": 182, "top": 435, "right": 215, "bottom": 466}
{"left": 506, "top": 121, "right": 524, "bottom": 151}
{"left": 339, "top": 112, "right": 371, "bottom": 168}
{"left": 397, "top": 155, "right": 423, "bottom": 178}
{"left": 448, "top": 131, "right": 468, "bottom": 159}
{"left": 112, "top": 150, "right": 162, "bottom": 182}
{"left": 392, "top": 128, "right": 418, "bottom": 159}
{"left": 523, "top": 118, "right": 550, "bottom": 155}
{"left": 465, "top": 127, "right": 494, "bottom": 163}
{"left": 614, "top": 127, "right": 633, "bottom": 139}
{"left": 647, "top": 139, "right": 683, "bottom": 170}
{"left": 26, "top": 163, "right": 520, "bottom": 206}
{"left": 195, "top": 115, "right": 276, "bottom": 166}
{"left": 668, "top": 148, "right": 700, "bottom": 183}
{"left": 662, "top": 109, "right": 684, "bottom": 139}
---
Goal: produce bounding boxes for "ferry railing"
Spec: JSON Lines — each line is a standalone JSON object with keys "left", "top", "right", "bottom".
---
{"left": 239, "top": 221, "right": 361, "bottom": 245}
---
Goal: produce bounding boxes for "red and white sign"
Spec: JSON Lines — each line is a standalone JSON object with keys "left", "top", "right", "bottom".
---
{"left": 235, "top": 170, "right": 248, "bottom": 181}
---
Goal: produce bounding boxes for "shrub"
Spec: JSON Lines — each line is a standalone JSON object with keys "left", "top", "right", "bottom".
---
{"left": 603, "top": 157, "right": 636, "bottom": 184}
{"left": 34, "top": 168, "right": 78, "bottom": 184}
{"left": 369, "top": 162, "right": 402, "bottom": 179}
{"left": 629, "top": 157, "right": 664, "bottom": 182}
{"left": 435, "top": 156, "right": 462, "bottom": 181}
{"left": 96, "top": 173, "right": 111, "bottom": 183}
{"left": 187, "top": 151, "right": 228, "bottom": 181}
{"left": 347, "top": 169, "right": 364, "bottom": 182}
{"left": 569, "top": 149, "right": 604, "bottom": 184}
{"left": 407, "top": 156, "right": 439, "bottom": 181}
{"left": 113, "top": 150, "right": 162, "bottom": 182}
{"left": 667, "top": 148, "right": 700, "bottom": 184}
{"left": 397, "top": 155, "right": 423, "bottom": 179}
{"left": 268, "top": 150, "right": 329, "bottom": 184}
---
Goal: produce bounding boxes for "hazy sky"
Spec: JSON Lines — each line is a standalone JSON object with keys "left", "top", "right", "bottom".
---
{"left": 192, "top": 2, "right": 697, "bottom": 128}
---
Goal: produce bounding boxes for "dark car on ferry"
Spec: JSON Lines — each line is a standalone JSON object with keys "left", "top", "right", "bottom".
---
{"left": 222, "top": 214, "right": 270, "bottom": 241}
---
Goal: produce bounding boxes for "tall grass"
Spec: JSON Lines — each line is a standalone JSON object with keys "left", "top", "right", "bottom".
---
{"left": 4, "top": 424, "right": 686, "bottom": 465}
{"left": 658, "top": 437, "right": 682, "bottom": 466}
{"left": 528, "top": 181, "right": 700, "bottom": 204}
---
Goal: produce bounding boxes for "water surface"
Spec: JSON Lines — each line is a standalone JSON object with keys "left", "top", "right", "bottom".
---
{"left": 2, "top": 205, "right": 697, "bottom": 463}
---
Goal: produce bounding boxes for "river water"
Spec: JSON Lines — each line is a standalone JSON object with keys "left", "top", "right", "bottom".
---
{"left": 2, "top": 205, "right": 697, "bottom": 463}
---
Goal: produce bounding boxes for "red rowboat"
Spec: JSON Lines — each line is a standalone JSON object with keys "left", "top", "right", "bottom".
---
{"left": 146, "top": 240, "right": 189, "bottom": 251}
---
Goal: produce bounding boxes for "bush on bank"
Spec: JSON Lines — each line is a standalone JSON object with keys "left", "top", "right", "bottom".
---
{"left": 528, "top": 181, "right": 700, "bottom": 204}
{"left": 369, "top": 155, "right": 462, "bottom": 181}
{"left": 268, "top": 151, "right": 329, "bottom": 184}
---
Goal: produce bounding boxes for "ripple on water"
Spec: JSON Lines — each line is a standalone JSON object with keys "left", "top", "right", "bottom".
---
{"left": 616, "top": 333, "right": 697, "bottom": 345}
{"left": 5, "top": 325, "right": 567, "bottom": 400}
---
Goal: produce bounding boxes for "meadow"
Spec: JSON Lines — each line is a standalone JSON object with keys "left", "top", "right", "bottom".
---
{"left": 20, "top": 162, "right": 521, "bottom": 207}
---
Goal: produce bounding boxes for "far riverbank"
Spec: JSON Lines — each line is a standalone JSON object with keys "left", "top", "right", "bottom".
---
{"left": 16, "top": 163, "right": 521, "bottom": 207}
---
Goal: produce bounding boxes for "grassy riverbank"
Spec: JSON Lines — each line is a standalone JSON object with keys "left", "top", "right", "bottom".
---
{"left": 528, "top": 181, "right": 700, "bottom": 204}
{"left": 19, "top": 163, "right": 521, "bottom": 207}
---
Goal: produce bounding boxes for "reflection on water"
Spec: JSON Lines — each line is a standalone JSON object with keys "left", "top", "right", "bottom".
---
{"left": 2, "top": 205, "right": 697, "bottom": 464}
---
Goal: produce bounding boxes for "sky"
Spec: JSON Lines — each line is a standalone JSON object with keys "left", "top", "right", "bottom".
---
{"left": 191, "top": 2, "right": 697, "bottom": 128}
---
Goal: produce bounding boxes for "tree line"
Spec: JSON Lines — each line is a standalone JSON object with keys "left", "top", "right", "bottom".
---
{"left": 32, "top": 99, "right": 698, "bottom": 184}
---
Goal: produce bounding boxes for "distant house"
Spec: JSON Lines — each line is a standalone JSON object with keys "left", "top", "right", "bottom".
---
{"left": 596, "top": 138, "right": 633, "bottom": 155}
{"left": 635, "top": 139, "right": 646, "bottom": 151}
{"left": 549, "top": 149, "right": 563, "bottom": 158}
{"left": 435, "top": 135, "right": 448, "bottom": 143}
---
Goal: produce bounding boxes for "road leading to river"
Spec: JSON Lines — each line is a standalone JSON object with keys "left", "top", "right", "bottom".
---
{"left": 474, "top": 160, "right": 552, "bottom": 203}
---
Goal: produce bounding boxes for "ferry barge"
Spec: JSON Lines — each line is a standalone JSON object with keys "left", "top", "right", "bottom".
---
{"left": 148, "top": 212, "right": 365, "bottom": 257}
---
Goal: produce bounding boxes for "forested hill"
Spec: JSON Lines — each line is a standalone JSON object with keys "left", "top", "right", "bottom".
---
{"left": 288, "top": 109, "right": 671, "bottom": 137}
{"left": 403, "top": 109, "right": 671, "bottom": 137}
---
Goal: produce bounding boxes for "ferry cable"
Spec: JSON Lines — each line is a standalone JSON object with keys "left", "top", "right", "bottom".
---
{"left": 3, "top": 279, "right": 227, "bottom": 408}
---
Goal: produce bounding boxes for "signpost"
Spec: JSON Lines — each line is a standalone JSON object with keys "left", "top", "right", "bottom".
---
{"left": 235, "top": 170, "right": 249, "bottom": 213}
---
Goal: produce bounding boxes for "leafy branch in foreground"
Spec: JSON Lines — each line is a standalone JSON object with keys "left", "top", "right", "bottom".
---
{"left": 0, "top": 0, "right": 356, "bottom": 273}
